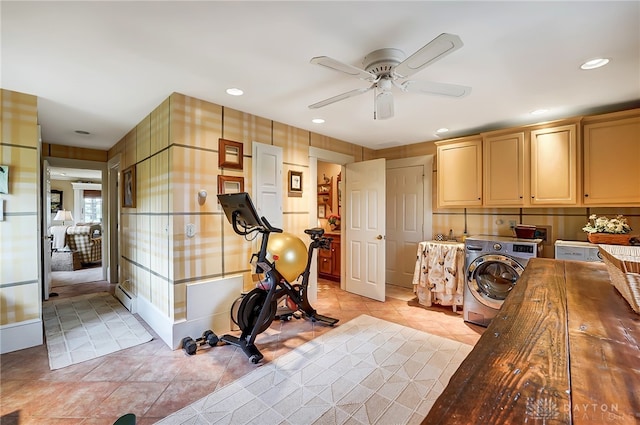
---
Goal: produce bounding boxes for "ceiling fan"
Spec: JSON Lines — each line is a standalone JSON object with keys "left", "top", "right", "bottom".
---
{"left": 308, "top": 33, "right": 471, "bottom": 120}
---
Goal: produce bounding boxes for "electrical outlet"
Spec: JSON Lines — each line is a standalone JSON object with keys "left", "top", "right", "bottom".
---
{"left": 186, "top": 223, "right": 196, "bottom": 238}
{"left": 509, "top": 220, "right": 517, "bottom": 229}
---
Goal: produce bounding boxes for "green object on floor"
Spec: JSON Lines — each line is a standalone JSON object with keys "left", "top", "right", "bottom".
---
{"left": 113, "top": 413, "right": 136, "bottom": 425}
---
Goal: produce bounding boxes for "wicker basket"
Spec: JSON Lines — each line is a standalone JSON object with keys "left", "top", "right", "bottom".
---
{"left": 598, "top": 245, "right": 640, "bottom": 314}
{"left": 587, "top": 233, "right": 633, "bottom": 245}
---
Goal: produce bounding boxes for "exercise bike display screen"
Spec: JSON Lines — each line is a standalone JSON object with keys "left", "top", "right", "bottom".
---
{"left": 218, "top": 192, "right": 263, "bottom": 228}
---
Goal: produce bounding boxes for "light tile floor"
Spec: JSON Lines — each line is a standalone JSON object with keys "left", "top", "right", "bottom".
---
{"left": 0, "top": 279, "right": 484, "bottom": 425}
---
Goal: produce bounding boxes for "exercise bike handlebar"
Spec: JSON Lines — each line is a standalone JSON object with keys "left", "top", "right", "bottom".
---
{"left": 260, "top": 216, "right": 282, "bottom": 234}
{"left": 230, "top": 211, "right": 282, "bottom": 236}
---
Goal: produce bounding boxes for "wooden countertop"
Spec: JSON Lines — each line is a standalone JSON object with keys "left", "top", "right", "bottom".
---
{"left": 423, "top": 258, "right": 640, "bottom": 424}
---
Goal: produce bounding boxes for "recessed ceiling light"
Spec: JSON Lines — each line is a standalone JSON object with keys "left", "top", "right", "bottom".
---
{"left": 436, "top": 128, "right": 449, "bottom": 133}
{"left": 580, "top": 58, "right": 610, "bottom": 70}
{"left": 312, "top": 118, "right": 325, "bottom": 124}
{"left": 74, "top": 130, "right": 91, "bottom": 135}
{"left": 226, "top": 88, "right": 244, "bottom": 96}
{"left": 531, "top": 109, "right": 548, "bottom": 115}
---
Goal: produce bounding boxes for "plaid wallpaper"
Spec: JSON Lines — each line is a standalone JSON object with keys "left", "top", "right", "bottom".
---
{"left": 113, "top": 92, "right": 359, "bottom": 321}
{"left": 0, "top": 89, "right": 40, "bottom": 326}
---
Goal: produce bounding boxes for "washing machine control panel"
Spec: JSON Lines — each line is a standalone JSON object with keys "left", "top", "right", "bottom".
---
{"left": 513, "top": 244, "right": 535, "bottom": 254}
{"left": 466, "top": 236, "right": 543, "bottom": 260}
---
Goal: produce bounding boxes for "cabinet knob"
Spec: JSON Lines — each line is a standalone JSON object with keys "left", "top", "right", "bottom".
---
{"left": 584, "top": 194, "right": 589, "bottom": 197}
{"left": 531, "top": 196, "right": 535, "bottom": 199}
{"left": 519, "top": 196, "right": 523, "bottom": 199}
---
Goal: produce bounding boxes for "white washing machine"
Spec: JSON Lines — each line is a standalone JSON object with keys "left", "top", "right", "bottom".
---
{"left": 554, "top": 240, "right": 603, "bottom": 262}
{"left": 463, "top": 235, "right": 543, "bottom": 327}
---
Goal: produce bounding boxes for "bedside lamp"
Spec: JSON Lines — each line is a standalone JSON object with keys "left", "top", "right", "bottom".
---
{"left": 54, "top": 210, "right": 73, "bottom": 225}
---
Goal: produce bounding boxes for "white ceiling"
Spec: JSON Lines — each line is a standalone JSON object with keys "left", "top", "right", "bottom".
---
{"left": 2, "top": 1, "right": 639, "bottom": 152}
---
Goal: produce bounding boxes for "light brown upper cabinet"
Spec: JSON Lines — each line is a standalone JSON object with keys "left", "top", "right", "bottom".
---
{"left": 530, "top": 122, "right": 579, "bottom": 206}
{"left": 582, "top": 110, "right": 640, "bottom": 206}
{"left": 482, "top": 131, "right": 527, "bottom": 206}
{"left": 436, "top": 136, "right": 483, "bottom": 207}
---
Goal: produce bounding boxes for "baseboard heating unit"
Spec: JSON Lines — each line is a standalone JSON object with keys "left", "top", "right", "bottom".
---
{"left": 115, "top": 283, "right": 137, "bottom": 314}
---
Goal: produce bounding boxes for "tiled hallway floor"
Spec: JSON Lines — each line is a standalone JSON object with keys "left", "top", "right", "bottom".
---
{"left": 0, "top": 278, "right": 484, "bottom": 425}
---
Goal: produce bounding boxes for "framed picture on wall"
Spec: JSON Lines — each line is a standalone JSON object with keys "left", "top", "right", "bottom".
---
{"left": 217, "top": 175, "right": 244, "bottom": 194}
{"left": 51, "top": 189, "right": 63, "bottom": 213}
{"left": 318, "top": 204, "right": 326, "bottom": 218}
{"left": 122, "top": 165, "right": 136, "bottom": 208}
{"left": 288, "top": 170, "right": 303, "bottom": 197}
{"left": 0, "top": 165, "right": 8, "bottom": 194}
{"left": 218, "top": 138, "right": 244, "bottom": 170}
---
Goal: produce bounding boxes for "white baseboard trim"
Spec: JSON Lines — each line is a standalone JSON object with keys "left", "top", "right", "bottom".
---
{"left": 0, "top": 319, "right": 43, "bottom": 354}
{"left": 136, "top": 295, "right": 173, "bottom": 348}
{"left": 136, "top": 275, "right": 244, "bottom": 350}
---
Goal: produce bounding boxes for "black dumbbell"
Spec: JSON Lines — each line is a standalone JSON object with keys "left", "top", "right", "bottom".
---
{"left": 182, "top": 330, "right": 219, "bottom": 355}
{"left": 203, "top": 330, "right": 219, "bottom": 346}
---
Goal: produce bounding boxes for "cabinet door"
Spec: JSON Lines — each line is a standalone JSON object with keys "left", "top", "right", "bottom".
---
{"left": 436, "top": 137, "right": 483, "bottom": 207}
{"left": 583, "top": 115, "right": 640, "bottom": 205}
{"left": 331, "top": 240, "right": 341, "bottom": 277}
{"left": 530, "top": 124, "right": 578, "bottom": 205}
{"left": 318, "top": 248, "right": 333, "bottom": 276}
{"left": 483, "top": 132, "right": 526, "bottom": 206}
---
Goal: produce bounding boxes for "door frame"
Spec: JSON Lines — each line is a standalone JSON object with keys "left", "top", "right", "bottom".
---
{"left": 107, "top": 154, "right": 121, "bottom": 283}
{"left": 309, "top": 147, "right": 354, "bottom": 296}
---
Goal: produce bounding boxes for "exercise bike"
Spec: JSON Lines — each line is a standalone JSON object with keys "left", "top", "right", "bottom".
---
{"left": 217, "top": 192, "right": 339, "bottom": 364}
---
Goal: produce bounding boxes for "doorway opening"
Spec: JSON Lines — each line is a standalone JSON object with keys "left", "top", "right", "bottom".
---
{"left": 45, "top": 160, "right": 109, "bottom": 300}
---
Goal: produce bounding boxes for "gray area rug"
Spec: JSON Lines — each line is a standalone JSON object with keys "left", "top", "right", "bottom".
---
{"left": 51, "top": 266, "right": 103, "bottom": 287}
{"left": 43, "top": 292, "right": 153, "bottom": 370}
{"left": 155, "top": 314, "right": 472, "bottom": 425}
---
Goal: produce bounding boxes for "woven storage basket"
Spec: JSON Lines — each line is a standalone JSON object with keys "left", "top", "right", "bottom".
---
{"left": 587, "top": 233, "right": 633, "bottom": 245}
{"left": 598, "top": 245, "right": 640, "bottom": 314}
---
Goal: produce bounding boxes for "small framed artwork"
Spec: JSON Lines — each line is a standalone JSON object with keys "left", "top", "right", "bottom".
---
{"left": 0, "top": 165, "right": 8, "bottom": 194}
{"left": 318, "top": 204, "right": 326, "bottom": 218}
{"left": 51, "top": 189, "right": 63, "bottom": 213}
{"left": 122, "top": 165, "right": 136, "bottom": 208}
{"left": 218, "top": 138, "right": 243, "bottom": 170}
{"left": 288, "top": 170, "right": 303, "bottom": 197}
{"left": 218, "top": 175, "right": 244, "bottom": 195}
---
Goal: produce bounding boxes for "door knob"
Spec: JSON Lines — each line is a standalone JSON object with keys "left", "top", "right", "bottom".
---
{"left": 376, "top": 235, "right": 383, "bottom": 240}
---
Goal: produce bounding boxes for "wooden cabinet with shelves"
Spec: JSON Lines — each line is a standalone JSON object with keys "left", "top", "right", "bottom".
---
{"left": 483, "top": 131, "right": 527, "bottom": 206}
{"left": 318, "top": 233, "right": 340, "bottom": 281}
{"left": 435, "top": 136, "right": 483, "bottom": 208}
{"left": 317, "top": 177, "right": 332, "bottom": 216}
{"left": 530, "top": 122, "right": 579, "bottom": 205}
{"left": 582, "top": 109, "right": 640, "bottom": 205}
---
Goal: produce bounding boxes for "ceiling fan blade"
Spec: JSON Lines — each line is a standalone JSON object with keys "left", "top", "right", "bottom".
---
{"left": 394, "top": 33, "right": 463, "bottom": 78}
{"left": 402, "top": 80, "right": 472, "bottom": 98}
{"left": 311, "top": 56, "right": 377, "bottom": 81}
{"left": 308, "top": 86, "right": 373, "bottom": 109}
{"left": 374, "top": 91, "right": 394, "bottom": 120}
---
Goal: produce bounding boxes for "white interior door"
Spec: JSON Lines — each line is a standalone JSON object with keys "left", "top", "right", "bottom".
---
{"left": 345, "top": 159, "right": 385, "bottom": 301}
{"left": 252, "top": 142, "right": 283, "bottom": 229}
{"left": 386, "top": 165, "right": 424, "bottom": 288}
{"left": 42, "top": 160, "right": 52, "bottom": 300}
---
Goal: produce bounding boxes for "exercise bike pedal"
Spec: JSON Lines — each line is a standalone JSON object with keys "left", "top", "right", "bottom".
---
{"left": 310, "top": 313, "right": 339, "bottom": 326}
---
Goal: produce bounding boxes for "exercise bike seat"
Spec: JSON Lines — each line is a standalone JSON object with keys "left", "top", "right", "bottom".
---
{"left": 304, "top": 228, "right": 325, "bottom": 238}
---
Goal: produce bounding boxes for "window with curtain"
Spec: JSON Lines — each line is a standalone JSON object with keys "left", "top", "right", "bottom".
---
{"left": 84, "top": 190, "right": 102, "bottom": 222}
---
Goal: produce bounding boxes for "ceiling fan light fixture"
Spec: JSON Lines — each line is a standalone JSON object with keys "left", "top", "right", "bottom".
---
{"left": 226, "top": 87, "right": 244, "bottom": 96}
{"left": 580, "top": 58, "right": 609, "bottom": 70}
